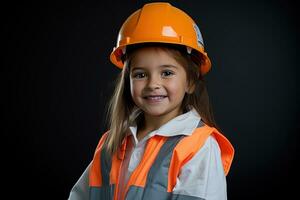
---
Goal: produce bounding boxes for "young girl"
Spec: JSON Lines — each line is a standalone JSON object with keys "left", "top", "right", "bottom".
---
{"left": 69, "top": 2, "right": 234, "bottom": 200}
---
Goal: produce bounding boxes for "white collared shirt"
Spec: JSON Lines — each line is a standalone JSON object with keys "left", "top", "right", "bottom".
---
{"left": 68, "top": 109, "right": 227, "bottom": 200}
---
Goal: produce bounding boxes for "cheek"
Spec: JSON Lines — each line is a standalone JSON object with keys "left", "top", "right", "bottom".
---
{"left": 130, "top": 80, "right": 143, "bottom": 98}
{"left": 167, "top": 81, "right": 187, "bottom": 98}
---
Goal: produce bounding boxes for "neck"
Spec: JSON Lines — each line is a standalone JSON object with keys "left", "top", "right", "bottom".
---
{"left": 142, "top": 107, "right": 183, "bottom": 133}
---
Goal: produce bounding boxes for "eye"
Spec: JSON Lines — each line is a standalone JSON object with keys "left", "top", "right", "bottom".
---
{"left": 162, "top": 70, "right": 174, "bottom": 77}
{"left": 132, "top": 72, "right": 146, "bottom": 79}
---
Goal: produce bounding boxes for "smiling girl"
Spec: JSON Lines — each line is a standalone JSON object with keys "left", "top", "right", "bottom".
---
{"left": 69, "top": 2, "right": 234, "bottom": 200}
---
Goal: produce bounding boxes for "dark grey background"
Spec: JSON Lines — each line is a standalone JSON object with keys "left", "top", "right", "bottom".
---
{"left": 4, "top": 0, "right": 299, "bottom": 199}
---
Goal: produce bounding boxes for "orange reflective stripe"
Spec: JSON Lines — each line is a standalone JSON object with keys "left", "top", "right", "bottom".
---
{"left": 111, "top": 136, "right": 131, "bottom": 200}
{"left": 89, "top": 132, "right": 109, "bottom": 187}
{"left": 124, "top": 135, "right": 168, "bottom": 195}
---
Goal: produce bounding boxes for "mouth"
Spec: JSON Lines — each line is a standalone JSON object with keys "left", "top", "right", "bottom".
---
{"left": 143, "top": 95, "right": 167, "bottom": 101}
{"left": 143, "top": 95, "right": 167, "bottom": 104}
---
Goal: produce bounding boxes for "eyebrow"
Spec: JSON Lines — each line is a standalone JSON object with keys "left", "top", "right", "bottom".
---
{"left": 131, "top": 64, "right": 178, "bottom": 71}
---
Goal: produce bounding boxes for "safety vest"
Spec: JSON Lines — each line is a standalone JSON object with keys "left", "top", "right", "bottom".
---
{"left": 89, "top": 121, "right": 234, "bottom": 200}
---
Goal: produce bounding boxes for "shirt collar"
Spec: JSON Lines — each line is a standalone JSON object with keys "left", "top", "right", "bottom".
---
{"left": 128, "top": 108, "right": 201, "bottom": 145}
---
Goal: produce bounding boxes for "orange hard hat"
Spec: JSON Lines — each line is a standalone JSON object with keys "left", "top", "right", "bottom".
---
{"left": 110, "top": 2, "right": 212, "bottom": 75}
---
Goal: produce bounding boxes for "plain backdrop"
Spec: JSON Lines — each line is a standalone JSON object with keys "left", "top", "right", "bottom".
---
{"left": 4, "top": 0, "right": 299, "bottom": 199}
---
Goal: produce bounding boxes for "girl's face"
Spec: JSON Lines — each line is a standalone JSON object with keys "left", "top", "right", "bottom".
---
{"left": 129, "top": 47, "right": 191, "bottom": 122}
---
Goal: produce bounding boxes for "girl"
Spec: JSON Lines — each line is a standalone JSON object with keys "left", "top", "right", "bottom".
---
{"left": 69, "top": 2, "right": 234, "bottom": 200}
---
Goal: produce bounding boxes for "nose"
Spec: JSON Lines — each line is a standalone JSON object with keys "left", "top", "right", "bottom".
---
{"left": 146, "top": 74, "right": 161, "bottom": 90}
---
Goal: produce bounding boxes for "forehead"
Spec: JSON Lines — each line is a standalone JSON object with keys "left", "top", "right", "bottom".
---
{"left": 129, "top": 47, "right": 184, "bottom": 69}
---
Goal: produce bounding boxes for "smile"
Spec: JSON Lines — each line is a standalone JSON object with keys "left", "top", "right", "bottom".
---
{"left": 143, "top": 95, "right": 167, "bottom": 103}
{"left": 144, "top": 95, "right": 167, "bottom": 99}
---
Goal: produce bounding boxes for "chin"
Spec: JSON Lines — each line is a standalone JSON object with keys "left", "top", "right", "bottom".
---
{"left": 140, "top": 107, "right": 165, "bottom": 116}
{"left": 144, "top": 110, "right": 167, "bottom": 117}
{"left": 143, "top": 106, "right": 178, "bottom": 118}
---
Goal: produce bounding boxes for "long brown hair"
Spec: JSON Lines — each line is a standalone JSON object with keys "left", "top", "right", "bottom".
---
{"left": 103, "top": 43, "right": 220, "bottom": 156}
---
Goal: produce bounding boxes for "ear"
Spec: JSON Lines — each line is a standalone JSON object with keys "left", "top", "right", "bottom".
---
{"left": 185, "top": 82, "right": 196, "bottom": 94}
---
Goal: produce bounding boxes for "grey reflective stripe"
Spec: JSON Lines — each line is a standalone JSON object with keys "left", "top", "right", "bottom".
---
{"left": 146, "top": 135, "right": 184, "bottom": 192}
{"left": 101, "top": 149, "right": 111, "bottom": 186}
{"left": 90, "top": 185, "right": 115, "bottom": 199}
{"left": 126, "top": 186, "right": 204, "bottom": 200}
{"left": 89, "top": 149, "right": 114, "bottom": 200}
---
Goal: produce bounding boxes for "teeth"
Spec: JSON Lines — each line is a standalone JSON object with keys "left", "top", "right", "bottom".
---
{"left": 147, "top": 96, "right": 165, "bottom": 100}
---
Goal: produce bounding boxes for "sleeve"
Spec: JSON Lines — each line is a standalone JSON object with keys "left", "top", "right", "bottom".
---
{"left": 172, "top": 136, "right": 227, "bottom": 200}
{"left": 68, "top": 162, "right": 91, "bottom": 200}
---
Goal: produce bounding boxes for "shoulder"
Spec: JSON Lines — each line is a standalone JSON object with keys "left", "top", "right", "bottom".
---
{"left": 176, "top": 135, "right": 223, "bottom": 176}
{"left": 199, "top": 135, "right": 221, "bottom": 154}
{"left": 176, "top": 135, "right": 221, "bottom": 169}
{"left": 95, "top": 131, "right": 109, "bottom": 150}
{"left": 172, "top": 136, "right": 228, "bottom": 198}
{"left": 89, "top": 131, "right": 110, "bottom": 160}
{"left": 172, "top": 123, "right": 216, "bottom": 161}
{"left": 168, "top": 128, "right": 225, "bottom": 192}
{"left": 170, "top": 123, "right": 234, "bottom": 175}
{"left": 184, "top": 135, "right": 223, "bottom": 172}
